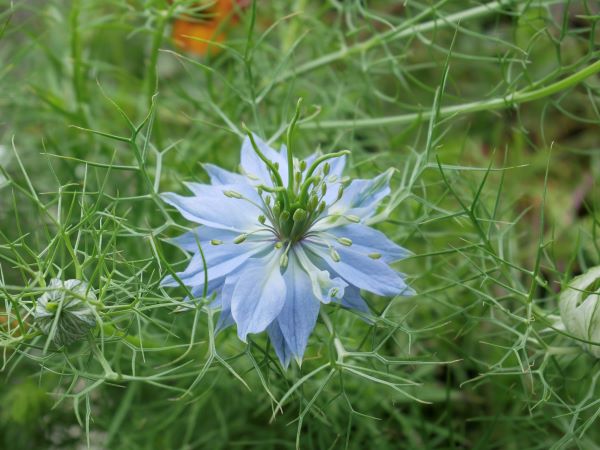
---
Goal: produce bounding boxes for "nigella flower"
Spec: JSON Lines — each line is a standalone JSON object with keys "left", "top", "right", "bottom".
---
{"left": 162, "top": 130, "right": 414, "bottom": 367}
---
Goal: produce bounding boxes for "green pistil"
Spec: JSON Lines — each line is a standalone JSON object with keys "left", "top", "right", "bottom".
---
{"left": 286, "top": 98, "right": 303, "bottom": 197}
{"left": 243, "top": 110, "right": 350, "bottom": 245}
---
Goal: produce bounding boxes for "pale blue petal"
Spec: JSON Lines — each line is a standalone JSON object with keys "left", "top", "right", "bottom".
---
{"left": 277, "top": 254, "right": 320, "bottom": 361}
{"left": 215, "top": 275, "right": 238, "bottom": 332}
{"left": 231, "top": 253, "right": 286, "bottom": 342}
{"left": 170, "top": 227, "right": 238, "bottom": 252}
{"left": 339, "top": 286, "right": 370, "bottom": 315}
{"left": 161, "top": 185, "right": 261, "bottom": 232}
{"left": 324, "top": 224, "right": 410, "bottom": 263}
{"left": 304, "top": 241, "right": 413, "bottom": 297}
{"left": 203, "top": 163, "right": 249, "bottom": 186}
{"left": 294, "top": 246, "right": 347, "bottom": 303}
{"left": 183, "top": 181, "right": 262, "bottom": 204}
{"left": 328, "top": 154, "right": 346, "bottom": 178}
{"left": 161, "top": 241, "right": 265, "bottom": 287}
{"left": 267, "top": 322, "right": 292, "bottom": 368}
{"left": 328, "top": 169, "right": 393, "bottom": 220}
{"left": 240, "top": 134, "right": 288, "bottom": 187}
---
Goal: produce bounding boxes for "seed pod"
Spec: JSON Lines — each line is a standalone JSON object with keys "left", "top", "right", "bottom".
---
{"left": 560, "top": 266, "right": 600, "bottom": 358}
{"left": 34, "top": 279, "right": 97, "bottom": 347}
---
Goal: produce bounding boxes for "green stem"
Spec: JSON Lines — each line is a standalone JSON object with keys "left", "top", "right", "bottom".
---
{"left": 102, "top": 322, "right": 174, "bottom": 352}
{"left": 287, "top": 98, "right": 303, "bottom": 198}
{"left": 301, "top": 59, "right": 600, "bottom": 130}
{"left": 273, "top": 0, "right": 531, "bottom": 86}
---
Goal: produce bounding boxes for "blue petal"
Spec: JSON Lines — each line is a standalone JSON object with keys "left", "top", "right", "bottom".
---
{"left": 161, "top": 184, "right": 261, "bottom": 232}
{"left": 161, "top": 241, "right": 265, "bottom": 288}
{"left": 339, "top": 286, "right": 370, "bottom": 315}
{"left": 203, "top": 163, "right": 249, "bottom": 186}
{"left": 215, "top": 275, "right": 238, "bottom": 332}
{"left": 329, "top": 168, "right": 393, "bottom": 220}
{"left": 183, "top": 181, "right": 262, "bottom": 204}
{"left": 240, "top": 134, "right": 288, "bottom": 187}
{"left": 324, "top": 224, "right": 410, "bottom": 263}
{"left": 231, "top": 253, "right": 286, "bottom": 342}
{"left": 267, "top": 322, "right": 292, "bottom": 368}
{"left": 304, "top": 241, "right": 413, "bottom": 297}
{"left": 277, "top": 254, "right": 320, "bottom": 361}
{"left": 295, "top": 246, "right": 347, "bottom": 303}
{"left": 170, "top": 227, "right": 239, "bottom": 252}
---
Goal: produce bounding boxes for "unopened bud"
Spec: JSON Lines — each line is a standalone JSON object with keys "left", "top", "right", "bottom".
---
{"left": 321, "top": 183, "right": 327, "bottom": 196}
{"left": 318, "top": 201, "right": 326, "bottom": 213}
{"left": 323, "top": 162, "right": 330, "bottom": 176}
{"left": 258, "top": 215, "right": 266, "bottom": 224}
{"left": 336, "top": 185, "right": 344, "bottom": 201}
{"left": 280, "top": 211, "right": 290, "bottom": 222}
{"left": 300, "top": 160, "right": 307, "bottom": 171}
{"left": 34, "top": 279, "right": 97, "bottom": 347}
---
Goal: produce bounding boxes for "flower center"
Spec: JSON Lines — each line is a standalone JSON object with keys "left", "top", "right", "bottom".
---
{"left": 242, "top": 120, "right": 348, "bottom": 245}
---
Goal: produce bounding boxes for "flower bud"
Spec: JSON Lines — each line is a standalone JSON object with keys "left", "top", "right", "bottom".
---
{"left": 560, "top": 266, "right": 600, "bottom": 358}
{"left": 34, "top": 279, "right": 96, "bottom": 347}
{"left": 323, "top": 162, "right": 330, "bottom": 176}
{"left": 299, "top": 160, "right": 307, "bottom": 171}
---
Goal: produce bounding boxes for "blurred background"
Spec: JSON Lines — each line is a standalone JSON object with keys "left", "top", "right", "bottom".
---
{"left": 0, "top": 1, "right": 599, "bottom": 449}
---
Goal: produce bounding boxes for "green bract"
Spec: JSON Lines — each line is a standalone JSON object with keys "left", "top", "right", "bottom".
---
{"left": 34, "top": 279, "right": 97, "bottom": 347}
{"left": 559, "top": 266, "right": 600, "bottom": 358}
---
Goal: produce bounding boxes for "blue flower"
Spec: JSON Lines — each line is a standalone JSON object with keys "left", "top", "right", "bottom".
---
{"left": 162, "top": 132, "right": 414, "bottom": 367}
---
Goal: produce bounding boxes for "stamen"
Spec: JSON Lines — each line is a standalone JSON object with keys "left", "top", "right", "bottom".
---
{"left": 368, "top": 253, "right": 382, "bottom": 259}
{"left": 210, "top": 239, "right": 223, "bottom": 245}
{"left": 233, "top": 234, "right": 247, "bottom": 244}
{"left": 336, "top": 237, "right": 352, "bottom": 246}
{"left": 279, "top": 252, "right": 289, "bottom": 269}
{"left": 223, "top": 190, "right": 242, "bottom": 199}
{"left": 346, "top": 215, "right": 360, "bottom": 223}
{"left": 330, "top": 247, "right": 341, "bottom": 262}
